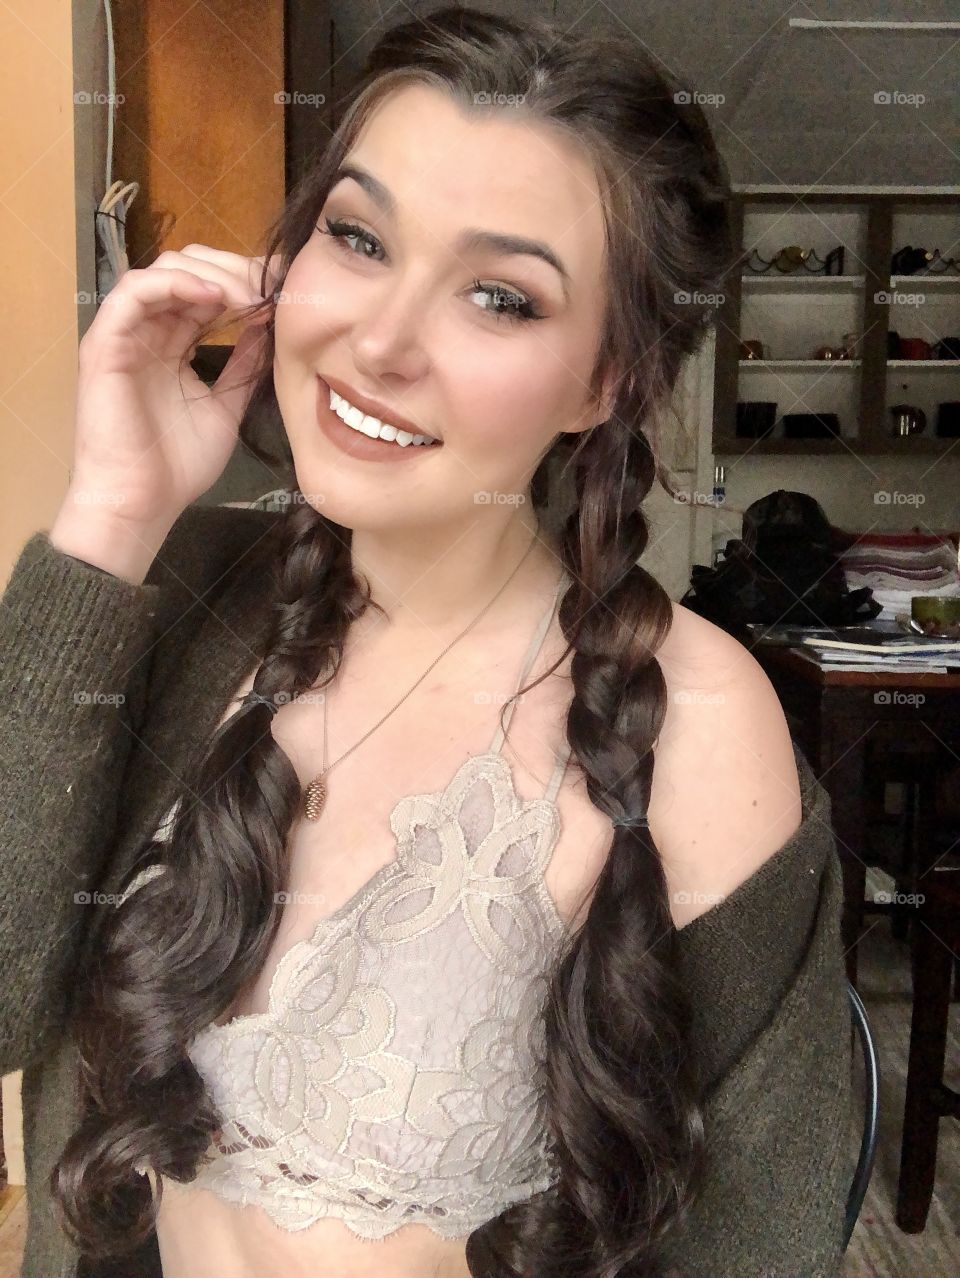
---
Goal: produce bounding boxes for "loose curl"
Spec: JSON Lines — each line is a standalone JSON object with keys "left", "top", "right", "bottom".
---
{"left": 53, "top": 6, "right": 735, "bottom": 1276}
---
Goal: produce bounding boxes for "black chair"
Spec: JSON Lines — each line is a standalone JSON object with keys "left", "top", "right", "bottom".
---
{"left": 844, "top": 980, "right": 880, "bottom": 1251}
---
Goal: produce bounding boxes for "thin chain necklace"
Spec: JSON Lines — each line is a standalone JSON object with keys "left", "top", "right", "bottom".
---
{"left": 302, "top": 525, "right": 544, "bottom": 822}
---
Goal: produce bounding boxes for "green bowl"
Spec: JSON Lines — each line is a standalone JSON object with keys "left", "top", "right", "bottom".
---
{"left": 911, "top": 595, "right": 960, "bottom": 635}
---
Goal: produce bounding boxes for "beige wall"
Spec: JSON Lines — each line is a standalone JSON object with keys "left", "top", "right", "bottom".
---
{"left": 1, "top": 0, "right": 78, "bottom": 1185}
{"left": 0, "top": 0, "right": 79, "bottom": 580}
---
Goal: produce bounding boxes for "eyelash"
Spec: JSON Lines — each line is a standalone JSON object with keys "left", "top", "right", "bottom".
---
{"left": 316, "top": 217, "right": 546, "bottom": 324}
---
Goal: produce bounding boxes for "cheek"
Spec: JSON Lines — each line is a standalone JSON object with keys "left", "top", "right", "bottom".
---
{"left": 273, "top": 251, "right": 344, "bottom": 360}
{"left": 444, "top": 335, "right": 589, "bottom": 449}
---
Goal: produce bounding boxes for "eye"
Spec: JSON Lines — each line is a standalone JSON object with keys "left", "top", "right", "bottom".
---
{"left": 467, "top": 278, "right": 544, "bottom": 324}
{"left": 320, "top": 218, "right": 386, "bottom": 263}
{"left": 316, "top": 217, "right": 546, "bottom": 325}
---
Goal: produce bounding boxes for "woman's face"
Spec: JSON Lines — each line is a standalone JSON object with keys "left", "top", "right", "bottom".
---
{"left": 273, "top": 83, "right": 612, "bottom": 533}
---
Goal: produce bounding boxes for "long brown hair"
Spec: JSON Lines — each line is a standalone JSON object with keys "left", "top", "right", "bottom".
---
{"left": 53, "top": 7, "right": 735, "bottom": 1275}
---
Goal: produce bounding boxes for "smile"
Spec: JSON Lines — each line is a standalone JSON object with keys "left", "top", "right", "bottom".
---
{"left": 328, "top": 387, "right": 441, "bottom": 447}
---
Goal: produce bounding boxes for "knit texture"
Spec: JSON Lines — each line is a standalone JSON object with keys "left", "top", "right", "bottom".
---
{"left": 0, "top": 504, "right": 854, "bottom": 1277}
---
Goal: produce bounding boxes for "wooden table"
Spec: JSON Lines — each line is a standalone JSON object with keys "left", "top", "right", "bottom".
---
{"left": 752, "top": 644, "right": 960, "bottom": 984}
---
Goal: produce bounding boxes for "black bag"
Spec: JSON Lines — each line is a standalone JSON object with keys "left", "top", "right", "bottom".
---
{"left": 681, "top": 489, "right": 882, "bottom": 637}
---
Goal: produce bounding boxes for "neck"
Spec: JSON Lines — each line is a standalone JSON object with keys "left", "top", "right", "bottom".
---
{"left": 348, "top": 510, "right": 563, "bottom": 641}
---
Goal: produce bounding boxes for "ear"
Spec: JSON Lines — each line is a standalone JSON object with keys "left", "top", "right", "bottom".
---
{"left": 563, "top": 367, "right": 619, "bottom": 438}
{"left": 593, "top": 367, "right": 619, "bottom": 426}
{"left": 585, "top": 366, "right": 619, "bottom": 430}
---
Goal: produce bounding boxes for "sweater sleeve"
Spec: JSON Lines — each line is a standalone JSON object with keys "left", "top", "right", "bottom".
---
{"left": 0, "top": 504, "right": 280, "bottom": 1075}
{"left": 0, "top": 532, "right": 164, "bottom": 1073}
{"left": 657, "top": 742, "right": 856, "bottom": 1278}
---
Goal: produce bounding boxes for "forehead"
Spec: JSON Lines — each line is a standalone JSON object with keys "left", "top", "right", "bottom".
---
{"left": 340, "top": 83, "right": 606, "bottom": 280}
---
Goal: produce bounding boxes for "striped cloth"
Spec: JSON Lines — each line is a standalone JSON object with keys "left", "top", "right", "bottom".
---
{"left": 840, "top": 531, "right": 960, "bottom": 619}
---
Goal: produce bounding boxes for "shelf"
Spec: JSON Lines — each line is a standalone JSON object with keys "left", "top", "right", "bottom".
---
{"left": 741, "top": 274, "right": 865, "bottom": 292}
{"left": 714, "top": 193, "right": 960, "bottom": 461}
{"left": 889, "top": 275, "right": 960, "bottom": 289}
{"left": 739, "top": 359, "right": 861, "bottom": 369}
{"left": 714, "top": 435, "right": 960, "bottom": 456}
{"left": 887, "top": 360, "right": 960, "bottom": 369}
{"left": 714, "top": 436, "right": 855, "bottom": 455}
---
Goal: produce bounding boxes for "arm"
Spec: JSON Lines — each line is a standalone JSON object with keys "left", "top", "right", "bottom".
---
{"left": 659, "top": 745, "right": 854, "bottom": 1276}
{"left": 0, "top": 503, "right": 279, "bottom": 1074}
{"left": 651, "top": 612, "right": 854, "bottom": 1275}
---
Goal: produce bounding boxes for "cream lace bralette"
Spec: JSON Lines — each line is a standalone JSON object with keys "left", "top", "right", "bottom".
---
{"left": 119, "top": 573, "right": 574, "bottom": 1240}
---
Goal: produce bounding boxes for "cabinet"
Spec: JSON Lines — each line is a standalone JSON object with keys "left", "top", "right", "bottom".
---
{"left": 713, "top": 193, "right": 960, "bottom": 455}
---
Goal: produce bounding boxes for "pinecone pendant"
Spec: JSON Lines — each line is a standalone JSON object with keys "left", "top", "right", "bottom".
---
{"left": 303, "top": 774, "right": 327, "bottom": 821}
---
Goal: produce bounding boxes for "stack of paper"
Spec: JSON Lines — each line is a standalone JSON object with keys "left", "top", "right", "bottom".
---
{"left": 796, "top": 634, "right": 960, "bottom": 674}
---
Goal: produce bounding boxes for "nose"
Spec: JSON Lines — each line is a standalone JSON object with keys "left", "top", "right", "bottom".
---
{"left": 348, "top": 279, "right": 431, "bottom": 384}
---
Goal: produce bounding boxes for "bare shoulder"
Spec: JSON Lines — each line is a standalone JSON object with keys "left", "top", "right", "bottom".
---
{"left": 649, "top": 602, "right": 803, "bottom": 928}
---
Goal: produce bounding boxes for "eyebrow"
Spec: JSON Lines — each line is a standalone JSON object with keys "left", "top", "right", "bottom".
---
{"left": 331, "top": 163, "right": 572, "bottom": 301}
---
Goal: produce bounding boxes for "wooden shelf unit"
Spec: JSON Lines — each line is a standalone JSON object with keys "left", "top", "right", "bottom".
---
{"left": 713, "top": 192, "right": 960, "bottom": 456}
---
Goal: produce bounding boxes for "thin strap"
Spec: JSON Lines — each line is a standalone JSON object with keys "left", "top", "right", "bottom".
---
{"left": 543, "top": 738, "right": 573, "bottom": 803}
{"left": 489, "top": 569, "right": 570, "bottom": 756}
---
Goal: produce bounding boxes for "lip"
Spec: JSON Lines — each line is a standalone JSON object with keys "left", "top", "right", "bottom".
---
{"left": 321, "top": 373, "right": 442, "bottom": 442}
{"left": 316, "top": 377, "right": 444, "bottom": 462}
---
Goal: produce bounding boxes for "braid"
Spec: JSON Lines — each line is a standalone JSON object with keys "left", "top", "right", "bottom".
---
{"left": 466, "top": 426, "right": 704, "bottom": 1278}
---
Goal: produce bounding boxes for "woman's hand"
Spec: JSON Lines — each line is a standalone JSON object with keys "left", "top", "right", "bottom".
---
{"left": 67, "top": 245, "right": 281, "bottom": 529}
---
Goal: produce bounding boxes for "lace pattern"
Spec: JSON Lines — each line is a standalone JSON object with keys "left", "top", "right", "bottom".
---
{"left": 121, "top": 571, "right": 574, "bottom": 1239}
{"left": 143, "top": 751, "right": 568, "bottom": 1238}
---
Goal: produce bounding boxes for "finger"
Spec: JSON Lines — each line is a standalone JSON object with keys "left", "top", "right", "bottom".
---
{"left": 150, "top": 253, "right": 263, "bottom": 308}
{"left": 100, "top": 268, "right": 234, "bottom": 329}
{"left": 177, "top": 244, "right": 282, "bottom": 298}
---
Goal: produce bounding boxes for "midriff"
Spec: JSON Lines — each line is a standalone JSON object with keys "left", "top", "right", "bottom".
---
{"left": 154, "top": 1176, "right": 473, "bottom": 1278}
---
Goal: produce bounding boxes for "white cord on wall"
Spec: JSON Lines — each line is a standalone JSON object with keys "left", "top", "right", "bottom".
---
{"left": 94, "top": 0, "right": 138, "bottom": 300}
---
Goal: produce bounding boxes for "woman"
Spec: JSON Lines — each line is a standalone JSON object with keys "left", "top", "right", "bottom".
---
{"left": 1, "top": 6, "right": 853, "bottom": 1277}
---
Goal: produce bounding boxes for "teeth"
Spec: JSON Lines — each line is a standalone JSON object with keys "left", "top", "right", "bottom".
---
{"left": 329, "top": 388, "right": 438, "bottom": 447}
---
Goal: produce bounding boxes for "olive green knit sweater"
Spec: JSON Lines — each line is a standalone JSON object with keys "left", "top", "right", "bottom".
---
{"left": 0, "top": 504, "right": 854, "bottom": 1277}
